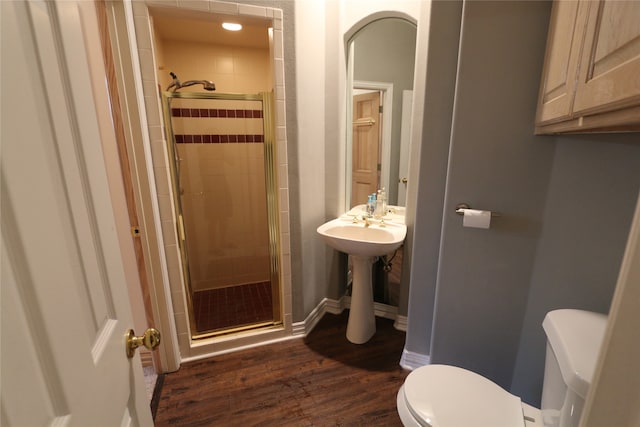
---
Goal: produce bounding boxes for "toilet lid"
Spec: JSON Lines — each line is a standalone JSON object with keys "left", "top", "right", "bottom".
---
{"left": 403, "top": 365, "right": 525, "bottom": 427}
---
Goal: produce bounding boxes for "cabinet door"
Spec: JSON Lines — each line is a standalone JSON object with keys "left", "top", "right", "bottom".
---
{"left": 535, "top": 1, "right": 586, "bottom": 124}
{"left": 573, "top": 0, "right": 640, "bottom": 115}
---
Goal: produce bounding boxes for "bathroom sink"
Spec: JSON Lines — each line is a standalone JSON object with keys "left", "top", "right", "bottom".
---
{"left": 317, "top": 215, "right": 407, "bottom": 343}
{"left": 317, "top": 217, "right": 406, "bottom": 257}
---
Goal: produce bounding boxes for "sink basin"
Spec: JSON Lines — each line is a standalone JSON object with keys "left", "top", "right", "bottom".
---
{"left": 317, "top": 215, "right": 407, "bottom": 344}
{"left": 317, "top": 217, "right": 407, "bottom": 257}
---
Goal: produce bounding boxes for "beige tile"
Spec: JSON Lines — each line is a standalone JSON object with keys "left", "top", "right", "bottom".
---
{"left": 238, "top": 3, "right": 266, "bottom": 18}
{"left": 280, "top": 231, "right": 290, "bottom": 256}
{"left": 134, "top": 16, "right": 153, "bottom": 49}
{"left": 273, "top": 58, "right": 284, "bottom": 87}
{"left": 157, "top": 195, "right": 174, "bottom": 221}
{"left": 178, "top": 0, "right": 209, "bottom": 11}
{"left": 149, "top": 138, "right": 166, "bottom": 166}
{"left": 178, "top": 332, "right": 190, "bottom": 358}
{"left": 144, "top": 97, "right": 162, "bottom": 127}
{"left": 215, "top": 56, "right": 235, "bottom": 74}
{"left": 138, "top": 48, "right": 156, "bottom": 80}
{"left": 146, "top": 0, "right": 178, "bottom": 7}
{"left": 278, "top": 163, "right": 288, "bottom": 189}
{"left": 272, "top": 29, "right": 283, "bottom": 60}
{"left": 282, "top": 291, "right": 292, "bottom": 317}
{"left": 174, "top": 312, "right": 188, "bottom": 335}
{"left": 171, "top": 289, "right": 187, "bottom": 315}
{"left": 132, "top": 1, "right": 149, "bottom": 17}
{"left": 275, "top": 100, "right": 286, "bottom": 127}
{"left": 210, "top": 1, "right": 238, "bottom": 15}
{"left": 276, "top": 136, "right": 287, "bottom": 166}
{"left": 279, "top": 210, "right": 290, "bottom": 234}
{"left": 153, "top": 166, "right": 171, "bottom": 195}
{"left": 278, "top": 188, "right": 289, "bottom": 212}
{"left": 161, "top": 219, "right": 177, "bottom": 246}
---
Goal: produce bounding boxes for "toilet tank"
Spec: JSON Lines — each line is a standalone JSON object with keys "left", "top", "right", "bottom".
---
{"left": 540, "top": 309, "right": 607, "bottom": 427}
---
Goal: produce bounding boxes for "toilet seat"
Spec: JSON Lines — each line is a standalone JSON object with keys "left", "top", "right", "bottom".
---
{"left": 400, "top": 365, "right": 525, "bottom": 427}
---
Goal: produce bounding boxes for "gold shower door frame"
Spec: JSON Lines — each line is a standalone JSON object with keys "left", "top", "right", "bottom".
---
{"left": 161, "top": 91, "right": 282, "bottom": 340}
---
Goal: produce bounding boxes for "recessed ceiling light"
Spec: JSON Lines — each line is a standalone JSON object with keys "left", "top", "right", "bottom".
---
{"left": 222, "top": 22, "right": 242, "bottom": 31}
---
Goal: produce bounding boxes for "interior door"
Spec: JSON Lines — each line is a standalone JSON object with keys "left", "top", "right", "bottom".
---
{"left": 351, "top": 92, "right": 381, "bottom": 207}
{"left": 1, "top": 1, "right": 152, "bottom": 425}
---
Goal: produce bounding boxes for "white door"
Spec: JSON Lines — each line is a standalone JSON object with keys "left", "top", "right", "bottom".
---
{"left": 1, "top": 1, "right": 153, "bottom": 426}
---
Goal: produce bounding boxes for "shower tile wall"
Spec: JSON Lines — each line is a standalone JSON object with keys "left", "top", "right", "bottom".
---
{"left": 155, "top": 38, "right": 272, "bottom": 94}
{"left": 156, "top": 35, "right": 273, "bottom": 293}
{"left": 172, "top": 99, "right": 270, "bottom": 291}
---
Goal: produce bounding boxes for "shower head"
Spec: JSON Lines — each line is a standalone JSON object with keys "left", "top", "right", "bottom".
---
{"left": 182, "top": 80, "right": 216, "bottom": 91}
{"left": 166, "top": 73, "right": 216, "bottom": 92}
{"left": 167, "top": 71, "right": 181, "bottom": 91}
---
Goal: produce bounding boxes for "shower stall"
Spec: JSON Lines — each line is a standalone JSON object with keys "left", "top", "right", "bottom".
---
{"left": 161, "top": 90, "right": 281, "bottom": 339}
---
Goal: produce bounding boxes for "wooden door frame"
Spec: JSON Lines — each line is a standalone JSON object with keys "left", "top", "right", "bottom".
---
{"left": 98, "top": 1, "right": 181, "bottom": 373}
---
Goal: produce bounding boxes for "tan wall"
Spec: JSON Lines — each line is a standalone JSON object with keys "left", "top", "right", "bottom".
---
{"left": 158, "top": 38, "right": 272, "bottom": 292}
{"left": 157, "top": 39, "right": 271, "bottom": 93}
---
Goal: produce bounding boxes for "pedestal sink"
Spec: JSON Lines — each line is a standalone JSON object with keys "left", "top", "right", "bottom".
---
{"left": 317, "top": 215, "right": 407, "bottom": 344}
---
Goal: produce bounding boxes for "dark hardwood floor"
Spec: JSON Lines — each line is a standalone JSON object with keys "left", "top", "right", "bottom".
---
{"left": 155, "top": 312, "right": 409, "bottom": 426}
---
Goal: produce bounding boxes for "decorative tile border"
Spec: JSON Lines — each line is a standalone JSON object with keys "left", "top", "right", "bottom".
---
{"left": 175, "top": 134, "right": 264, "bottom": 143}
{"left": 171, "top": 108, "right": 263, "bottom": 118}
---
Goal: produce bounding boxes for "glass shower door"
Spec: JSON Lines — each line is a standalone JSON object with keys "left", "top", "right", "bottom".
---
{"left": 162, "top": 92, "right": 281, "bottom": 338}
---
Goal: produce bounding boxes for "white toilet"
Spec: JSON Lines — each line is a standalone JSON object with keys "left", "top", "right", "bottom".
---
{"left": 397, "top": 309, "right": 607, "bottom": 427}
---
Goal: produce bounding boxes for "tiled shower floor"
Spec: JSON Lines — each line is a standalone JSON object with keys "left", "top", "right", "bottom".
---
{"left": 192, "top": 281, "right": 273, "bottom": 333}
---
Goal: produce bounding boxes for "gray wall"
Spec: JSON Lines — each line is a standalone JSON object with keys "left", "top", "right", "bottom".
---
{"left": 403, "top": 0, "right": 462, "bottom": 355}
{"left": 511, "top": 135, "right": 640, "bottom": 405}
{"left": 353, "top": 18, "right": 416, "bottom": 205}
{"left": 428, "top": 0, "right": 554, "bottom": 389}
{"left": 406, "top": 0, "right": 640, "bottom": 406}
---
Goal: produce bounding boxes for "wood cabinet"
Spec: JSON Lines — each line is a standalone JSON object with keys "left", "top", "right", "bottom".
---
{"left": 535, "top": 0, "right": 640, "bottom": 134}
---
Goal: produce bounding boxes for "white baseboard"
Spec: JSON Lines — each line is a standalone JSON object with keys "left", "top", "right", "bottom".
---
{"left": 394, "top": 315, "right": 408, "bottom": 332}
{"left": 295, "top": 296, "right": 406, "bottom": 337}
{"left": 399, "top": 348, "right": 430, "bottom": 371}
{"left": 292, "top": 297, "right": 329, "bottom": 337}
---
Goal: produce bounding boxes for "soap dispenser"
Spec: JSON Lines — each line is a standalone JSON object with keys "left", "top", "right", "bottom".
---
{"left": 374, "top": 189, "right": 384, "bottom": 219}
{"left": 367, "top": 193, "right": 376, "bottom": 217}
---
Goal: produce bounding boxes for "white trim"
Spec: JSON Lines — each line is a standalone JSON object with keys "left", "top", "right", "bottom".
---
{"left": 181, "top": 334, "right": 300, "bottom": 364}
{"left": 394, "top": 315, "right": 408, "bottom": 332}
{"left": 324, "top": 296, "right": 347, "bottom": 314}
{"left": 292, "top": 298, "right": 331, "bottom": 336}
{"left": 400, "top": 348, "right": 430, "bottom": 371}
{"left": 298, "top": 296, "right": 404, "bottom": 335}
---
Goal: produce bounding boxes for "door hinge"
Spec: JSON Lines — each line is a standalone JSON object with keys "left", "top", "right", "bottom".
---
{"left": 379, "top": 105, "right": 383, "bottom": 114}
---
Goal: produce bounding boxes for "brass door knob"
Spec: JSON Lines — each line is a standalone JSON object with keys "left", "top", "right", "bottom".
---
{"left": 126, "top": 328, "right": 161, "bottom": 358}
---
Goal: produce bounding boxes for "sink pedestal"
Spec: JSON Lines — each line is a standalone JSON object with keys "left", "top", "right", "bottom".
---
{"left": 346, "top": 255, "right": 376, "bottom": 344}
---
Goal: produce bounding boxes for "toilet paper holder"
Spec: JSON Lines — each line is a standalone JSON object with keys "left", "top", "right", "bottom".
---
{"left": 455, "top": 203, "right": 501, "bottom": 217}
